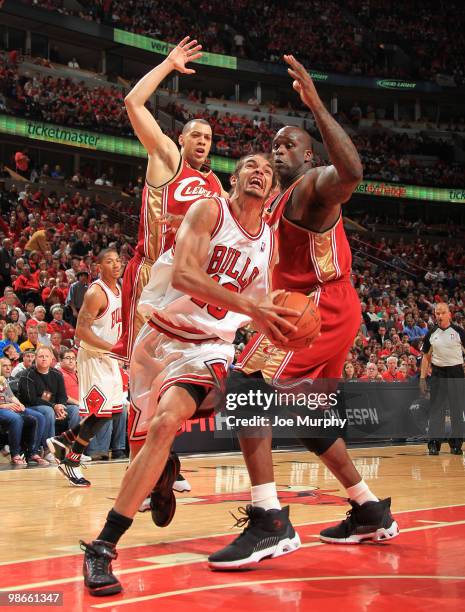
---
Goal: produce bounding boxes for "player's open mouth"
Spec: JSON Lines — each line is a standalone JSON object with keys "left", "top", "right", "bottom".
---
{"left": 249, "top": 177, "right": 263, "bottom": 189}
{"left": 195, "top": 148, "right": 205, "bottom": 155}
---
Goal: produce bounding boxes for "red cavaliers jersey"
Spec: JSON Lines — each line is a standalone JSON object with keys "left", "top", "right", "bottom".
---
{"left": 265, "top": 176, "right": 352, "bottom": 292}
{"left": 135, "top": 157, "right": 223, "bottom": 261}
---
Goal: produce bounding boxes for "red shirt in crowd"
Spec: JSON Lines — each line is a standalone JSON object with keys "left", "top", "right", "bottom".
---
{"left": 13, "top": 272, "right": 40, "bottom": 292}
{"left": 48, "top": 319, "right": 75, "bottom": 341}
{"left": 382, "top": 370, "right": 406, "bottom": 382}
{"left": 57, "top": 365, "right": 79, "bottom": 402}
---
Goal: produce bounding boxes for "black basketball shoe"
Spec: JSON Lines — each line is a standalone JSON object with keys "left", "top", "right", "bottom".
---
{"left": 58, "top": 459, "right": 91, "bottom": 487}
{"left": 81, "top": 540, "right": 122, "bottom": 597}
{"left": 428, "top": 440, "right": 441, "bottom": 455}
{"left": 319, "top": 497, "right": 399, "bottom": 544}
{"left": 208, "top": 505, "right": 301, "bottom": 570}
{"left": 150, "top": 451, "right": 180, "bottom": 527}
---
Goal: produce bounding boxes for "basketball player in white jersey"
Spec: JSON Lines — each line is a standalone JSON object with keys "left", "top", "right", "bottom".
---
{"left": 80, "top": 154, "right": 301, "bottom": 597}
{"left": 48, "top": 248, "right": 122, "bottom": 486}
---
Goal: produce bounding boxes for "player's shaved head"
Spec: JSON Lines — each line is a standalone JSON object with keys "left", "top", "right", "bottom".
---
{"left": 182, "top": 119, "right": 211, "bottom": 135}
{"left": 274, "top": 125, "right": 313, "bottom": 150}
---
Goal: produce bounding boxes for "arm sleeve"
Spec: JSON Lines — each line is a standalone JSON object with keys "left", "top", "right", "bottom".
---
{"left": 422, "top": 330, "right": 432, "bottom": 353}
{"left": 455, "top": 325, "right": 465, "bottom": 350}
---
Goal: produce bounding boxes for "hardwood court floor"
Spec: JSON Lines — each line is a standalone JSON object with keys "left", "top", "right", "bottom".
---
{"left": 0, "top": 444, "right": 464, "bottom": 611}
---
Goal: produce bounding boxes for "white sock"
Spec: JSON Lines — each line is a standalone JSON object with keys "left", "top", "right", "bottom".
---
{"left": 346, "top": 479, "right": 378, "bottom": 506}
{"left": 251, "top": 482, "right": 281, "bottom": 511}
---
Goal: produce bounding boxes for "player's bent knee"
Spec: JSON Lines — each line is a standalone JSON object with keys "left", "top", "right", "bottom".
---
{"left": 298, "top": 436, "right": 340, "bottom": 456}
{"left": 147, "top": 410, "right": 182, "bottom": 442}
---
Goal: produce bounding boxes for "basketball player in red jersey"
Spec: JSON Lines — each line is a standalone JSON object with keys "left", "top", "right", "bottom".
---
{"left": 47, "top": 249, "right": 123, "bottom": 487}
{"left": 209, "top": 55, "right": 399, "bottom": 569}
{"left": 110, "top": 37, "right": 224, "bottom": 459}
{"left": 80, "top": 154, "right": 301, "bottom": 596}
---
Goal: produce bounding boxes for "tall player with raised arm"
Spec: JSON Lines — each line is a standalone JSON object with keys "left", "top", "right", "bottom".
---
{"left": 209, "top": 55, "right": 399, "bottom": 570}
{"left": 111, "top": 37, "right": 225, "bottom": 460}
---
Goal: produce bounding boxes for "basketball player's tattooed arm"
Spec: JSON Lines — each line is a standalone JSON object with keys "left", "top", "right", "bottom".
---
{"left": 75, "top": 285, "right": 113, "bottom": 352}
{"left": 284, "top": 55, "right": 363, "bottom": 208}
{"left": 172, "top": 199, "right": 298, "bottom": 346}
{"left": 124, "top": 37, "right": 202, "bottom": 185}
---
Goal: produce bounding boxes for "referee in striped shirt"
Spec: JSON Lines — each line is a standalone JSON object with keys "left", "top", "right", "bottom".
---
{"left": 420, "top": 303, "right": 465, "bottom": 455}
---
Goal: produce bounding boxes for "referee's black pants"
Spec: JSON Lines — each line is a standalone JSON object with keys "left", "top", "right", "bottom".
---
{"left": 428, "top": 364, "right": 465, "bottom": 446}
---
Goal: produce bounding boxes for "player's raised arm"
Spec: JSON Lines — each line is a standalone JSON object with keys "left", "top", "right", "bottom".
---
{"left": 284, "top": 54, "right": 363, "bottom": 208}
{"left": 172, "top": 199, "right": 298, "bottom": 345}
{"left": 124, "top": 37, "right": 202, "bottom": 184}
{"left": 75, "top": 285, "right": 112, "bottom": 352}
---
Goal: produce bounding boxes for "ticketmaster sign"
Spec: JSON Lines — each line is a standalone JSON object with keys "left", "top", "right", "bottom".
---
{"left": 114, "top": 29, "right": 237, "bottom": 70}
{"left": 0, "top": 115, "right": 236, "bottom": 174}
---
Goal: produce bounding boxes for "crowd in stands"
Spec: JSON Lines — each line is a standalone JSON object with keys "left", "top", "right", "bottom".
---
{"left": 166, "top": 101, "right": 465, "bottom": 187}
{"left": 2, "top": 50, "right": 465, "bottom": 188}
{"left": 0, "top": 178, "right": 133, "bottom": 465}
{"left": 21, "top": 0, "right": 465, "bottom": 82}
{"left": 351, "top": 131, "right": 464, "bottom": 188}
{"left": 346, "top": 0, "right": 465, "bottom": 85}
{"left": 0, "top": 55, "right": 134, "bottom": 136}
{"left": 342, "top": 233, "right": 465, "bottom": 381}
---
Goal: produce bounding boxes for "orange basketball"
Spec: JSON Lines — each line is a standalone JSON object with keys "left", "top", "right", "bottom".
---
{"left": 273, "top": 291, "right": 321, "bottom": 350}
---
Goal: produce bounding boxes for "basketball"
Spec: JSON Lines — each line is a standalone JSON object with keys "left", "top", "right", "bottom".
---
{"left": 273, "top": 291, "right": 321, "bottom": 349}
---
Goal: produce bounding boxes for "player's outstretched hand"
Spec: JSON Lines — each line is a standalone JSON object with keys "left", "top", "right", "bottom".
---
{"left": 166, "top": 37, "right": 202, "bottom": 74}
{"left": 249, "top": 290, "right": 300, "bottom": 349}
{"left": 283, "top": 54, "right": 321, "bottom": 110}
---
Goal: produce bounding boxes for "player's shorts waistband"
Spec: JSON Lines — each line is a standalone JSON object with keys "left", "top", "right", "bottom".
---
{"left": 148, "top": 314, "right": 220, "bottom": 344}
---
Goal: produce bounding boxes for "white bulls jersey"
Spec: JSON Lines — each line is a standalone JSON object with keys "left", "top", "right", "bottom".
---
{"left": 138, "top": 196, "right": 274, "bottom": 343}
{"left": 80, "top": 279, "right": 122, "bottom": 351}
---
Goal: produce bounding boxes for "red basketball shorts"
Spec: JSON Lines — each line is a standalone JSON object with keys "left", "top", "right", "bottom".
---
{"left": 236, "top": 280, "right": 361, "bottom": 383}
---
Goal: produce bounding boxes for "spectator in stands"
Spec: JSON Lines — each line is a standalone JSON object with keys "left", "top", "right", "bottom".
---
{"left": 403, "top": 314, "right": 424, "bottom": 342}
{"left": 25, "top": 228, "right": 56, "bottom": 257}
{"left": 19, "top": 325, "right": 40, "bottom": 353}
{"left": 0, "top": 357, "right": 47, "bottom": 465}
{"left": 11, "top": 349, "right": 35, "bottom": 378}
{"left": 0, "top": 238, "right": 14, "bottom": 294}
{"left": 3, "top": 344, "right": 20, "bottom": 369}
{"left": 0, "top": 324, "right": 21, "bottom": 355}
{"left": 342, "top": 361, "right": 357, "bottom": 380}
{"left": 25, "top": 305, "right": 47, "bottom": 330}
{"left": 67, "top": 57, "right": 80, "bottom": 69}
{"left": 37, "top": 321, "right": 51, "bottom": 346}
{"left": 12, "top": 265, "right": 41, "bottom": 305}
{"left": 14, "top": 149, "right": 30, "bottom": 178}
{"left": 48, "top": 305, "right": 75, "bottom": 342}
{"left": 17, "top": 345, "right": 80, "bottom": 462}
{"left": 65, "top": 270, "right": 89, "bottom": 325}
{"left": 360, "top": 362, "right": 383, "bottom": 382}
{"left": 382, "top": 356, "right": 406, "bottom": 382}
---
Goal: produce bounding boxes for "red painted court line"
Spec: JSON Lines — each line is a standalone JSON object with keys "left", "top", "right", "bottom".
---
{"left": 2, "top": 504, "right": 465, "bottom": 612}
